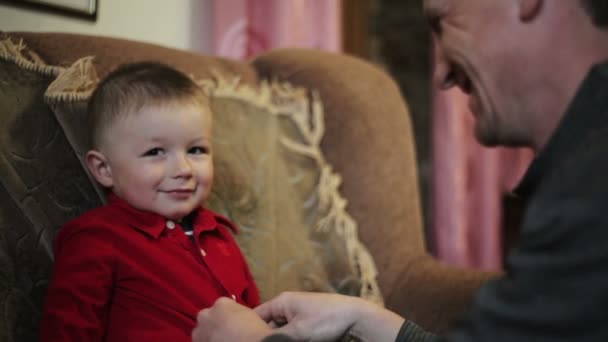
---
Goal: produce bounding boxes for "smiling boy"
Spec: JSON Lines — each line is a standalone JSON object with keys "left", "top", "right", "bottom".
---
{"left": 40, "top": 62, "right": 259, "bottom": 341}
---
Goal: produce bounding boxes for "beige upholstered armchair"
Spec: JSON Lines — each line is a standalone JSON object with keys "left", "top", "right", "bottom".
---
{"left": 0, "top": 32, "right": 494, "bottom": 342}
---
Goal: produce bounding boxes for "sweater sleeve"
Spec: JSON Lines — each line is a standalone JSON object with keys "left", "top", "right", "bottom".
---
{"left": 396, "top": 321, "right": 439, "bottom": 342}
{"left": 261, "top": 334, "right": 296, "bottom": 342}
{"left": 242, "top": 253, "right": 261, "bottom": 307}
{"left": 437, "top": 193, "right": 608, "bottom": 341}
{"left": 259, "top": 321, "right": 439, "bottom": 342}
{"left": 39, "top": 225, "right": 116, "bottom": 342}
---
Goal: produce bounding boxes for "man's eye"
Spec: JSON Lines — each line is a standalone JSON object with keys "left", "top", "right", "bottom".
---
{"left": 189, "top": 146, "right": 209, "bottom": 155}
{"left": 142, "top": 148, "right": 164, "bottom": 156}
{"left": 428, "top": 15, "right": 442, "bottom": 35}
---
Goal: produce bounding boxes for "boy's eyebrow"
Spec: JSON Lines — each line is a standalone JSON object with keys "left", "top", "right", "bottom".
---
{"left": 147, "top": 136, "right": 167, "bottom": 143}
{"left": 190, "top": 137, "right": 211, "bottom": 145}
{"left": 143, "top": 136, "right": 212, "bottom": 144}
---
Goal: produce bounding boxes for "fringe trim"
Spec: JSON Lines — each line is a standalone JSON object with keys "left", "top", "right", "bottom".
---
{"left": 201, "top": 74, "right": 384, "bottom": 306}
{"left": 198, "top": 73, "right": 310, "bottom": 116}
{"left": 0, "top": 36, "right": 63, "bottom": 76}
{"left": 0, "top": 35, "right": 99, "bottom": 104}
{"left": 45, "top": 56, "right": 99, "bottom": 103}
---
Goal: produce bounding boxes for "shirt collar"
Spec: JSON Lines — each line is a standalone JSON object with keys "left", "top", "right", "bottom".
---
{"left": 514, "top": 61, "right": 608, "bottom": 198}
{"left": 106, "top": 193, "right": 225, "bottom": 239}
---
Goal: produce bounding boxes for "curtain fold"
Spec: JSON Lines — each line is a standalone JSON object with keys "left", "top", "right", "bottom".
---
{"left": 432, "top": 87, "right": 533, "bottom": 270}
{"left": 212, "top": 0, "right": 341, "bottom": 60}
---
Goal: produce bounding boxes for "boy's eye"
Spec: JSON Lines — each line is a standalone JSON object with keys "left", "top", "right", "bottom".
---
{"left": 189, "top": 146, "right": 209, "bottom": 155}
{"left": 142, "top": 148, "right": 164, "bottom": 157}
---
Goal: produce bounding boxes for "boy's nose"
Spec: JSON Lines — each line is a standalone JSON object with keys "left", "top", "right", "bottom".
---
{"left": 171, "top": 154, "right": 193, "bottom": 178}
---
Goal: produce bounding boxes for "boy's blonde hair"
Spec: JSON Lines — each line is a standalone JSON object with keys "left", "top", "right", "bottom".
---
{"left": 88, "top": 61, "right": 209, "bottom": 148}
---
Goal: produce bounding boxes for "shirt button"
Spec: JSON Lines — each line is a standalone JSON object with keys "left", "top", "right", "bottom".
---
{"left": 200, "top": 248, "right": 207, "bottom": 257}
{"left": 166, "top": 220, "right": 175, "bottom": 229}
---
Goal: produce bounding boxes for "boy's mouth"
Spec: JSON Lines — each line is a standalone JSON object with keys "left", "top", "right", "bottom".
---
{"left": 163, "top": 189, "right": 195, "bottom": 198}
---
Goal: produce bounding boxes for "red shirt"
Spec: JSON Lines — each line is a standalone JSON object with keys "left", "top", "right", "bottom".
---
{"left": 40, "top": 194, "right": 259, "bottom": 341}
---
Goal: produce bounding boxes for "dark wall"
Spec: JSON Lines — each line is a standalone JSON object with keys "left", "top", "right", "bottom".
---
{"left": 342, "top": 0, "right": 432, "bottom": 241}
{"left": 370, "top": 0, "right": 432, "bottom": 240}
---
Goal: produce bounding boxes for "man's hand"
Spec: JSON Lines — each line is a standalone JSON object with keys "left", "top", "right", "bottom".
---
{"left": 192, "top": 297, "right": 274, "bottom": 342}
{"left": 255, "top": 292, "right": 404, "bottom": 342}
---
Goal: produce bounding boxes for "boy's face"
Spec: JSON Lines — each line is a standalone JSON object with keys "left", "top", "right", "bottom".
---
{"left": 88, "top": 102, "right": 213, "bottom": 220}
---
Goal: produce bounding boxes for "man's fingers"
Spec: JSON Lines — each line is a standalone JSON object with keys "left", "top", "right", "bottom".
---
{"left": 254, "top": 301, "right": 275, "bottom": 322}
{"left": 274, "top": 322, "right": 300, "bottom": 340}
{"left": 255, "top": 297, "right": 290, "bottom": 327}
{"left": 255, "top": 304, "right": 288, "bottom": 326}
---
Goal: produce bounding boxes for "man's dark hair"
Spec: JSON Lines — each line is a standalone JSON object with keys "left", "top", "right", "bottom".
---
{"left": 88, "top": 61, "right": 209, "bottom": 149}
{"left": 581, "top": 0, "right": 608, "bottom": 27}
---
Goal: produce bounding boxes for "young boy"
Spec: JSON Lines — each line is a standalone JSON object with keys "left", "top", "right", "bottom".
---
{"left": 40, "top": 62, "right": 260, "bottom": 341}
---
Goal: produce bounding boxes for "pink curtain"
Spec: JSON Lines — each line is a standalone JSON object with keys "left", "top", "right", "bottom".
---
{"left": 212, "top": 0, "right": 341, "bottom": 59}
{"left": 432, "top": 87, "right": 533, "bottom": 271}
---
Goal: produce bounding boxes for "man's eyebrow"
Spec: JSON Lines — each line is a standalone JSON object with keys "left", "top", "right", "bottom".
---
{"left": 423, "top": 0, "right": 448, "bottom": 32}
{"left": 424, "top": 7, "right": 442, "bottom": 32}
{"left": 423, "top": 4, "right": 438, "bottom": 19}
{"left": 424, "top": 0, "right": 449, "bottom": 18}
{"left": 422, "top": 0, "right": 439, "bottom": 17}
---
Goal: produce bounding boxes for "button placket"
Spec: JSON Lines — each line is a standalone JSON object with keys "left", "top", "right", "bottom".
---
{"left": 196, "top": 225, "right": 243, "bottom": 303}
{"left": 194, "top": 228, "right": 207, "bottom": 258}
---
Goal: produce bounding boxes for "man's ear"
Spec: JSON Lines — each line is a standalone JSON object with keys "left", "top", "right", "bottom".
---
{"left": 86, "top": 150, "right": 113, "bottom": 188}
{"left": 518, "top": 0, "right": 542, "bottom": 22}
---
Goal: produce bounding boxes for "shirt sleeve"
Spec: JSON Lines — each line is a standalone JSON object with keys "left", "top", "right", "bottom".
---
{"left": 39, "top": 225, "right": 116, "bottom": 342}
{"left": 436, "top": 194, "right": 608, "bottom": 341}
{"left": 261, "top": 334, "right": 296, "bottom": 342}
{"left": 396, "top": 321, "right": 439, "bottom": 342}
{"left": 242, "top": 263, "right": 261, "bottom": 307}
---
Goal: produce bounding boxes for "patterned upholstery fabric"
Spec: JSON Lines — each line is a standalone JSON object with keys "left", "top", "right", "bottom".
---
{"left": 0, "top": 58, "right": 100, "bottom": 342}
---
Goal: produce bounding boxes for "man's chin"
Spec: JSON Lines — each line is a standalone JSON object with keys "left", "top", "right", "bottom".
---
{"left": 475, "top": 128, "right": 530, "bottom": 148}
{"left": 474, "top": 128, "right": 501, "bottom": 147}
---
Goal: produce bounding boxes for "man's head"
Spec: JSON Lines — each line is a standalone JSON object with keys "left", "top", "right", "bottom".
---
{"left": 580, "top": 0, "right": 608, "bottom": 27}
{"left": 425, "top": 0, "right": 608, "bottom": 151}
{"left": 86, "top": 62, "right": 213, "bottom": 220}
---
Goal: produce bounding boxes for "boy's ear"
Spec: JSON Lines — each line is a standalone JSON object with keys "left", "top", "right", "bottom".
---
{"left": 518, "top": 0, "right": 542, "bottom": 22}
{"left": 86, "top": 150, "right": 113, "bottom": 188}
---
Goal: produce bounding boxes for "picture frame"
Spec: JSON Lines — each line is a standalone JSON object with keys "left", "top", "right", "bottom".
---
{"left": 0, "top": 0, "right": 98, "bottom": 20}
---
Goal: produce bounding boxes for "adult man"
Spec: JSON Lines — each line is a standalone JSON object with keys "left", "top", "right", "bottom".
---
{"left": 193, "top": 0, "right": 608, "bottom": 341}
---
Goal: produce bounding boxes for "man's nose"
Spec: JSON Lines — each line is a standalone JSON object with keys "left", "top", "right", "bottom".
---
{"left": 432, "top": 38, "right": 455, "bottom": 90}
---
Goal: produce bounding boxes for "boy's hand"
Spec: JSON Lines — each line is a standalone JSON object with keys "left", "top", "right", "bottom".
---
{"left": 192, "top": 297, "right": 273, "bottom": 342}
